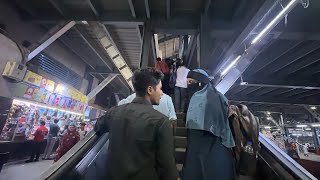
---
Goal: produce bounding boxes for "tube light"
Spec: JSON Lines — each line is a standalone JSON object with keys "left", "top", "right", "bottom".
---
{"left": 267, "top": 111, "right": 271, "bottom": 115}
{"left": 221, "top": 55, "right": 241, "bottom": 76}
{"left": 13, "top": 99, "right": 83, "bottom": 116}
{"left": 81, "top": 21, "right": 88, "bottom": 25}
{"left": 251, "top": 0, "right": 297, "bottom": 44}
{"left": 264, "top": 126, "right": 271, "bottom": 129}
{"left": 311, "top": 124, "right": 320, "bottom": 127}
{"left": 292, "top": 133, "right": 302, "bottom": 136}
{"left": 310, "top": 106, "right": 317, "bottom": 110}
{"left": 296, "top": 125, "right": 308, "bottom": 128}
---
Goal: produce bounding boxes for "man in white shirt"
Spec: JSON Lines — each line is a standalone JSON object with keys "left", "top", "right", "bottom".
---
{"left": 118, "top": 93, "right": 177, "bottom": 121}
{"left": 174, "top": 59, "right": 190, "bottom": 113}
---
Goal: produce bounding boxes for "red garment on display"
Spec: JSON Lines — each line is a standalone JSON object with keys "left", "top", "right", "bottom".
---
{"left": 155, "top": 61, "right": 170, "bottom": 74}
{"left": 33, "top": 126, "right": 48, "bottom": 142}
{"left": 54, "top": 129, "right": 80, "bottom": 162}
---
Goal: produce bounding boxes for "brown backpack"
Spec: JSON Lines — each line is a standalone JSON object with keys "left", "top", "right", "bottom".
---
{"left": 228, "top": 104, "right": 260, "bottom": 176}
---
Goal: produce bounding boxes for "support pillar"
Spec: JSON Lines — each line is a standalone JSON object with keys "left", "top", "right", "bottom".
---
{"left": 312, "top": 128, "right": 320, "bottom": 155}
{"left": 140, "top": 22, "right": 154, "bottom": 68}
{"left": 280, "top": 114, "right": 284, "bottom": 127}
{"left": 199, "top": 14, "right": 212, "bottom": 68}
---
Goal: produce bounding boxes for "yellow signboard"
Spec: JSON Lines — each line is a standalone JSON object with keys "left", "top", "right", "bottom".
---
{"left": 23, "top": 71, "right": 42, "bottom": 86}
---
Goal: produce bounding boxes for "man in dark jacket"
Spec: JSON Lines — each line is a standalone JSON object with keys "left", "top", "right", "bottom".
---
{"left": 95, "top": 67, "right": 178, "bottom": 180}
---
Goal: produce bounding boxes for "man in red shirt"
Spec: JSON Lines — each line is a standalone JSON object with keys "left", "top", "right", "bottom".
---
{"left": 26, "top": 120, "right": 48, "bottom": 163}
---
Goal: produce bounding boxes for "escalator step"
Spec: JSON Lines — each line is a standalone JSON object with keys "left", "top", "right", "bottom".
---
{"left": 175, "top": 136, "right": 187, "bottom": 148}
{"left": 176, "top": 113, "right": 186, "bottom": 120}
{"left": 177, "top": 119, "right": 186, "bottom": 127}
{"left": 175, "top": 127, "right": 187, "bottom": 137}
{"left": 175, "top": 148, "right": 186, "bottom": 164}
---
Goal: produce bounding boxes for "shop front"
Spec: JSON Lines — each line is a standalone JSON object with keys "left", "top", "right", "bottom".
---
{"left": 0, "top": 71, "right": 103, "bottom": 162}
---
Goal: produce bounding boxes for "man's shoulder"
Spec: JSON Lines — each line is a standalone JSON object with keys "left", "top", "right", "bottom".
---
{"left": 112, "top": 103, "right": 167, "bottom": 122}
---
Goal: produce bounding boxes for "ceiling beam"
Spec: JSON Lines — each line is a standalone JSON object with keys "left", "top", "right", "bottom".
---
{"left": 158, "top": 35, "right": 179, "bottom": 43}
{"left": 48, "top": 0, "right": 66, "bottom": 16}
{"left": 58, "top": 35, "right": 96, "bottom": 70}
{"left": 203, "top": 0, "right": 211, "bottom": 14}
{"left": 86, "top": 0, "right": 100, "bottom": 16}
{"left": 230, "top": 100, "right": 319, "bottom": 107}
{"left": 303, "top": 105, "right": 320, "bottom": 122}
{"left": 128, "top": 0, "right": 136, "bottom": 18}
{"left": 144, "top": 0, "right": 151, "bottom": 19}
{"left": 257, "top": 41, "right": 320, "bottom": 78}
{"left": 210, "top": 30, "right": 320, "bottom": 41}
{"left": 28, "top": 21, "right": 75, "bottom": 61}
{"left": 228, "top": 95, "right": 320, "bottom": 106}
{"left": 212, "top": 0, "right": 278, "bottom": 76}
{"left": 87, "top": 74, "right": 118, "bottom": 101}
{"left": 239, "top": 83, "right": 320, "bottom": 90}
{"left": 74, "top": 27, "right": 113, "bottom": 70}
{"left": 166, "top": 0, "right": 170, "bottom": 19}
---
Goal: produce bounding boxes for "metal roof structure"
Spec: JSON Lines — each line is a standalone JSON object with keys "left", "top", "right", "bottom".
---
{"left": 8, "top": 0, "right": 320, "bottom": 120}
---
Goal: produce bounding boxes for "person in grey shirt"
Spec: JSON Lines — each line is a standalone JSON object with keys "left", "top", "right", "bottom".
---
{"left": 42, "top": 118, "right": 59, "bottom": 160}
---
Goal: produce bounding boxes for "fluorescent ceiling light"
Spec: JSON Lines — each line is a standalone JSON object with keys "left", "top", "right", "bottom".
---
{"left": 251, "top": 0, "right": 297, "bottom": 44}
{"left": 267, "top": 117, "right": 271, "bottom": 120}
{"left": 13, "top": 99, "right": 83, "bottom": 116}
{"left": 81, "top": 21, "right": 88, "bottom": 25}
{"left": 221, "top": 55, "right": 241, "bottom": 76}
{"left": 264, "top": 126, "right": 271, "bottom": 129}
{"left": 311, "top": 124, "right": 320, "bottom": 127}
{"left": 296, "top": 125, "right": 308, "bottom": 128}
{"left": 292, "top": 133, "right": 302, "bottom": 136}
{"left": 310, "top": 106, "right": 317, "bottom": 110}
{"left": 267, "top": 111, "right": 271, "bottom": 115}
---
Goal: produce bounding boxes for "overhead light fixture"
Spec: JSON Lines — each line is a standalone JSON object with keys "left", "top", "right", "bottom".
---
{"left": 292, "top": 133, "right": 302, "bottom": 136}
{"left": 264, "top": 126, "right": 271, "bottom": 129}
{"left": 310, "top": 106, "right": 317, "bottom": 110}
{"left": 296, "top": 125, "right": 308, "bottom": 128}
{"left": 251, "top": 0, "right": 298, "bottom": 45}
{"left": 221, "top": 55, "right": 241, "bottom": 76}
{"left": 13, "top": 99, "right": 83, "bottom": 116}
{"left": 267, "top": 117, "right": 271, "bottom": 120}
{"left": 267, "top": 111, "right": 271, "bottom": 115}
{"left": 311, "top": 124, "right": 320, "bottom": 127}
{"left": 81, "top": 21, "right": 88, "bottom": 25}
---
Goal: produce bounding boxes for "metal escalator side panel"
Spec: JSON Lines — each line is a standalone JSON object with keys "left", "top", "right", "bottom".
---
{"left": 73, "top": 134, "right": 109, "bottom": 174}
{"left": 36, "top": 130, "right": 100, "bottom": 180}
{"left": 259, "top": 132, "right": 317, "bottom": 180}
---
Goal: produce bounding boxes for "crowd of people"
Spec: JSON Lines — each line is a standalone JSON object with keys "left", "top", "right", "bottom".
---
{"left": 25, "top": 120, "right": 87, "bottom": 163}
{"left": 24, "top": 58, "right": 257, "bottom": 180}
{"left": 155, "top": 57, "right": 190, "bottom": 113}
{"left": 95, "top": 63, "right": 259, "bottom": 180}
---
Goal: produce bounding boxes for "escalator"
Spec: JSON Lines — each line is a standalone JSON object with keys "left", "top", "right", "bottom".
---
{"left": 37, "top": 116, "right": 317, "bottom": 180}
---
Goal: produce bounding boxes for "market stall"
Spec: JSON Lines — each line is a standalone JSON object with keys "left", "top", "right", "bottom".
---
{"left": 0, "top": 70, "right": 106, "bottom": 162}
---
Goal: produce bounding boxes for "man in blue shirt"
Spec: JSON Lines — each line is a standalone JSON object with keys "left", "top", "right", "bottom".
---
{"left": 42, "top": 118, "right": 59, "bottom": 160}
{"left": 118, "top": 93, "right": 177, "bottom": 121}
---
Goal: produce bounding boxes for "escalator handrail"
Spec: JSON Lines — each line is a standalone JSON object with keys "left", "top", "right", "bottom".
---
{"left": 259, "top": 132, "right": 317, "bottom": 180}
{"left": 36, "top": 130, "right": 101, "bottom": 180}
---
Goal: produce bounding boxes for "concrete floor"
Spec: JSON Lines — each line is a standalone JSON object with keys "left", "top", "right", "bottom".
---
{"left": 0, "top": 159, "right": 53, "bottom": 180}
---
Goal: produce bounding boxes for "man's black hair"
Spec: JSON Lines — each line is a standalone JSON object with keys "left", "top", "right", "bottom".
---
{"left": 132, "top": 67, "right": 164, "bottom": 97}
{"left": 40, "top": 120, "right": 46, "bottom": 126}
{"left": 54, "top": 119, "right": 59, "bottom": 123}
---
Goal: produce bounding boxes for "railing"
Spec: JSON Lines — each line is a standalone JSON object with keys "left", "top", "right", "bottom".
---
{"left": 36, "top": 130, "right": 102, "bottom": 180}
{"left": 259, "top": 133, "right": 317, "bottom": 180}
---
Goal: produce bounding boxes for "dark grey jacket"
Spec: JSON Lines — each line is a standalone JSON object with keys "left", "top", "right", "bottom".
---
{"left": 95, "top": 97, "right": 178, "bottom": 180}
